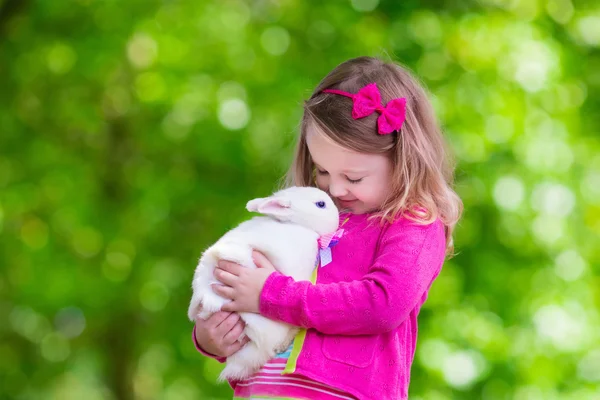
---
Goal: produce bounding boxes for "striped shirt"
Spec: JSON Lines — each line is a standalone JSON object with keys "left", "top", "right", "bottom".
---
{"left": 232, "top": 343, "right": 357, "bottom": 400}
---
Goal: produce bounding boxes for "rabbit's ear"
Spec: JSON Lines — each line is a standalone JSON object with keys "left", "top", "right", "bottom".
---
{"left": 247, "top": 197, "right": 291, "bottom": 218}
{"left": 246, "top": 197, "right": 265, "bottom": 212}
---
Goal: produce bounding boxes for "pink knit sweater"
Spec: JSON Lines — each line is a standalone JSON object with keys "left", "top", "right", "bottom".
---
{"left": 196, "top": 212, "right": 447, "bottom": 399}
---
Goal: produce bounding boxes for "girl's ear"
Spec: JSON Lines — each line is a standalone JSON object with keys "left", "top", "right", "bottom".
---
{"left": 246, "top": 197, "right": 292, "bottom": 218}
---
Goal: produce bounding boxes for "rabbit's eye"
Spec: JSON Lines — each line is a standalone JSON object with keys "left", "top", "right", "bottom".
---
{"left": 315, "top": 201, "right": 326, "bottom": 208}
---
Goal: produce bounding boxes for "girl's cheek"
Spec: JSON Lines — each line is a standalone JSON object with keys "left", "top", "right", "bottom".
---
{"left": 315, "top": 176, "right": 328, "bottom": 191}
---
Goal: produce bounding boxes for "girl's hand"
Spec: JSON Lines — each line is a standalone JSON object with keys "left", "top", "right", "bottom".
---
{"left": 212, "top": 251, "right": 276, "bottom": 313}
{"left": 194, "top": 310, "right": 250, "bottom": 357}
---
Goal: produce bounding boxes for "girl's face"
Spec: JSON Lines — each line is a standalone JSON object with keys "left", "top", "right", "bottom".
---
{"left": 306, "top": 125, "right": 393, "bottom": 215}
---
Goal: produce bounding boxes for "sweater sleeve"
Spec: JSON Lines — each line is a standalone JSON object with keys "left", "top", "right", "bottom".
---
{"left": 259, "top": 219, "right": 446, "bottom": 335}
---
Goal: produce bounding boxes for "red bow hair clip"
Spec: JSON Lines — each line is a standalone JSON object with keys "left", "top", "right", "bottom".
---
{"left": 322, "top": 83, "right": 407, "bottom": 135}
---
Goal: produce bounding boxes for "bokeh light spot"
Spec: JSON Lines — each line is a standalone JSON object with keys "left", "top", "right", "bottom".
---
{"left": 20, "top": 216, "right": 49, "bottom": 250}
{"left": 135, "top": 72, "right": 166, "bottom": 102}
{"left": 442, "top": 350, "right": 485, "bottom": 389}
{"left": 127, "top": 33, "right": 158, "bottom": 69}
{"left": 47, "top": 43, "right": 77, "bottom": 74}
{"left": 41, "top": 332, "right": 70, "bottom": 362}
{"left": 218, "top": 98, "right": 250, "bottom": 130}
{"left": 55, "top": 307, "right": 86, "bottom": 339}
{"left": 72, "top": 227, "right": 103, "bottom": 258}
{"left": 531, "top": 182, "right": 575, "bottom": 217}
{"left": 576, "top": 16, "right": 600, "bottom": 47}
{"left": 350, "top": 0, "right": 380, "bottom": 12}
{"left": 554, "top": 250, "right": 586, "bottom": 282}
{"left": 140, "top": 282, "right": 170, "bottom": 311}
{"left": 217, "top": 81, "right": 247, "bottom": 103}
{"left": 545, "top": 0, "right": 574, "bottom": 24}
{"left": 533, "top": 303, "right": 587, "bottom": 351}
{"left": 577, "top": 349, "right": 600, "bottom": 382}
{"left": 493, "top": 176, "right": 525, "bottom": 211}
{"left": 260, "top": 26, "right": 290, "bottom": 56}
{"left": 10, "top": 306, "right": 51, "bottom": 343}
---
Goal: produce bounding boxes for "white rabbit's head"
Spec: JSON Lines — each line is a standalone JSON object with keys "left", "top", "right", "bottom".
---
{"left": 246, "top": 187, "right": 339, "bottom": 235}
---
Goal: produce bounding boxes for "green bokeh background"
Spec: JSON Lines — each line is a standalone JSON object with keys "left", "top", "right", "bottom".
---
{"left": 1, "top": 0, "right": 599, "bottom": 399}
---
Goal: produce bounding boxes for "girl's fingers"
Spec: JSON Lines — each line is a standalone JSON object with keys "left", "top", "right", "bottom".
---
{"left": 205, "top": 311, "right": 230, "bottom": 328}
{"left": 240, "top": 336, "right": 251, "bottom": 346}
{"left": 212, "top": 284, "right": 235, "bottom": 299}
{"left": 225, "top": 337, "right": 249, "bottom": 357}
{"left": 252, "top": 251, "right": 275, "bottom": 270}
{"left": 221, "top": 301, "right": 238, "bottom": 313}
{"left": 214, "top": 268, "right": 237, "bottom": 285}
{"left": 215, "top": 312, "right": 238, "bottom": 333}
{"left": 216, "top": 260, "right": 242, "bottom": 275}
{"left": 223, "top": 321, "right": 245, "bottom": 345}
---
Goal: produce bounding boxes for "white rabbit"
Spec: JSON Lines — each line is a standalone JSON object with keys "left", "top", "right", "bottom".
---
{"left": 187, "top": 186, "right": 339, "bottom": 381}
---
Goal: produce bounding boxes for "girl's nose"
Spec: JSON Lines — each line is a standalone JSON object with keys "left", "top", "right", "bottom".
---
{"left": 328, "top": 181, "right": 348, "bottom": 198}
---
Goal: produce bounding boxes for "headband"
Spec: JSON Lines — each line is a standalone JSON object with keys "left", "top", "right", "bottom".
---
{"left": 322, "top": 83, "right": 406, "bottom": 135}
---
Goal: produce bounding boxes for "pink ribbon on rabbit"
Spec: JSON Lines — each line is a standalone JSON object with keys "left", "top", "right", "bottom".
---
{"left": 318, "top": 228, "right": 345, "bottom": 249}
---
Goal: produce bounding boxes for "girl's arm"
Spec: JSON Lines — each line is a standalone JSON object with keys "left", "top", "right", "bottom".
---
{"left": 259, "top": 219, "right": 446, "bottom": 335}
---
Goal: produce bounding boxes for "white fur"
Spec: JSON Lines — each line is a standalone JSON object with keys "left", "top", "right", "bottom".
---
{"left": 187, "top": 186, "right": 339, "bottom": 381}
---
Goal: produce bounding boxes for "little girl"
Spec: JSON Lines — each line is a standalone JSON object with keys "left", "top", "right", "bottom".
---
{"left": 193, "top": 56, "right": 462, "bottom": 400}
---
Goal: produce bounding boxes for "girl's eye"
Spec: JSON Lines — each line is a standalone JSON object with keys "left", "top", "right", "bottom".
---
{"left": 316, "top": 169, "right": 328, "bottom": 175}
{"left": 315, "top": 201, "right": 326, "bottom": 208}
{"left": 347, "top": 177, "right": 363, "bottom": 184}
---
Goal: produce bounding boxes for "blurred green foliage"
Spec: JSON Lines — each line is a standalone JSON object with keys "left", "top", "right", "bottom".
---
{"left": 1, "top": 0, "right": 600, "bottom": 399}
